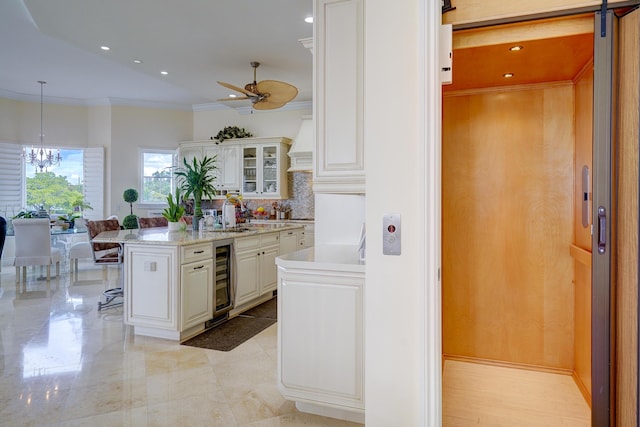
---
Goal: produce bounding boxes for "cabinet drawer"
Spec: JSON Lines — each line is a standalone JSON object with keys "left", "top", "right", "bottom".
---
{"left": 235, "top": 235, "right": 261, "bottom": 252}
{"left": 260, "top": 232, "right": 280, "bottom": 247}
{"left": 181, "top": 242, "right": 213, "bottom": 264}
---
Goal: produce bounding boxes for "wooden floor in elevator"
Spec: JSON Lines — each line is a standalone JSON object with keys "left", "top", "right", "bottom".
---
{"left": 442, "top": 360, "right": 590, "bottom": 426}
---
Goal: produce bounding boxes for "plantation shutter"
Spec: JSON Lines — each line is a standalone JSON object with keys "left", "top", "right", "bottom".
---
{"left": 83, "top": 146, "right": 104, "bottom": 220}
{"left": 0, "top": 141, "right": 24, "bottom": 217}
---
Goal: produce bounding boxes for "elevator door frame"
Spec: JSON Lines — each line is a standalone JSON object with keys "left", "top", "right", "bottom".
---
{"left": 592, "top": 10, "right": 615, "bottom": 426}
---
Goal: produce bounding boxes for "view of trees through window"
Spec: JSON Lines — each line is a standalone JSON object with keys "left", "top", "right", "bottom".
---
{"left": 25, "top": 148, "right": 86, "bottom": 215}
{"left": 142, "top": 151, "right": 173, "bottom": 202}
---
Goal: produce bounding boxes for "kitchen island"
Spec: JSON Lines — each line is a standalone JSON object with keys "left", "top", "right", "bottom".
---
{"left": 276, "top": 245, "right": 365, "bottom": 423}
{"left": 92, "top": 223, "right": 304, "bottom": 341}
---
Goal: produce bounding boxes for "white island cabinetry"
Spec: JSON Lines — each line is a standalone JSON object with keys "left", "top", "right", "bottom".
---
{"left": 125, "top": 244, "right": 179, "bottom": 339}
{"left": 180, "top": 242, "right": 214, "bottom": 331}
{"left": 276, "top": 245, "right": 365, "bottom": 423}
{"left": 233, "top": 232, "right": 281, "bottom": 311}
{"left": 100, "top": 224, "right": 304, "bottom": 341}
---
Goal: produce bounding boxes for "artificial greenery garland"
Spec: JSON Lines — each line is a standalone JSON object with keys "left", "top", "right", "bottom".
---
{"left": 212, "top": 126, "right": 253, "bottom": 142}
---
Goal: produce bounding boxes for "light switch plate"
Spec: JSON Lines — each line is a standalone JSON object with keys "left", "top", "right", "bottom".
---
{"left": 382, "top": 213, "right": 401, "bottom": 255}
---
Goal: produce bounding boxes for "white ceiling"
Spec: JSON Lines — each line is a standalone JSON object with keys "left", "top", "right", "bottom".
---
{"left": 0, "top": 0, "right": 313, "bottom": 110}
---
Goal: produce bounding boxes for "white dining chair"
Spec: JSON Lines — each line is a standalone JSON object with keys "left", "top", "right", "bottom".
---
{"left": 13, "top": 218, "right": 63, "bottom": 283}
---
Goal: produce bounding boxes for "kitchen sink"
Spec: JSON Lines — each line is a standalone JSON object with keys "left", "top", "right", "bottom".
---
{"left": 208, "top": 227, "right": 250, "bottom": 233}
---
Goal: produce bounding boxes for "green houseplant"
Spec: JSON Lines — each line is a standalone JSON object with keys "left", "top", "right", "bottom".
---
{"left": 162, "top": 189, "right": 186, "bottom": 231}
{"left": 174, "top": 155, "right": 217, "bottom": 230}
{"left": 122, "top": 188, "right": 139, "bottom": 229}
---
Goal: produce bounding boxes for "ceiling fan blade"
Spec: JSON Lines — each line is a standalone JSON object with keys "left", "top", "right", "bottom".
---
{"left": 256, "top": 80, "right": 298, "bottom": 104}
{"left": 253, "top": 99, "right": 287, "bottom": 110}
{"left": 217, "top": 96, "right": 251, "bottom": 101}
{"left": 217, "top": 81, "right": 258, "bottom": 97}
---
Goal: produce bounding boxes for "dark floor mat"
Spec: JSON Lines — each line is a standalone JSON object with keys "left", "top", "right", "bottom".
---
{"left": 181, "top": 298, "right": 276, "bottom": 352}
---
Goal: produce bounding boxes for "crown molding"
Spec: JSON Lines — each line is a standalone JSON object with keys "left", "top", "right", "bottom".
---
{"left": 0, "top": 88, "right": 311, "bottom": 113}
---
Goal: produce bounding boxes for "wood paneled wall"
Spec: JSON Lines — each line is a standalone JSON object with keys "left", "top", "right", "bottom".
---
{"left": 616, "top": 9, "right": 639, "bottom": 426}
{"left": 442, "top": 83, "right": 575, "bottom": 370}
{"left": 442, "top": 0, "right": 630, "bottom": 27}
{"left": 572, "top": 63, "right": 593, "bottom": 404}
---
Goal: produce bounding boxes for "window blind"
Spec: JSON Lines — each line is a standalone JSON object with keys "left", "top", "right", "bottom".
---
{"left": 0, "top": 141, "right": 24, "bottom": 218}
{"left": 83, "top": 147, "right": 104, "bottom": 221}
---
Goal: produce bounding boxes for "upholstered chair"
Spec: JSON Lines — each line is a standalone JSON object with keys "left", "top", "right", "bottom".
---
{"left": 86, "top": 219, "right": 123, "bottom": 310}
{"left": 138, "top": 217, "right": 168, "bottom": 228}
{"left": 12, "top": 218, "right": 62, "bottom": 283}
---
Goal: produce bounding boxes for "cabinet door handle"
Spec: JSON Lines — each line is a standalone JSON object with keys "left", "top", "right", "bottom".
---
{"left": 193, "top": 265, "right": 204, "bottom": 270}
{"left": 193, "top": 250, "right": 205, "bottom": 254}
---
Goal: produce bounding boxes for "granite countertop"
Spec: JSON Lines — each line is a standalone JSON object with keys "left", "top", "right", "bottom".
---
{"left": 247, "top": 218, "right": 315, "bottom": 225}
{"left": 91, "top": 223, "right": 304, "bottom": 246}
{"left": 276, "top": 244, "right": 365, "bottom": 273}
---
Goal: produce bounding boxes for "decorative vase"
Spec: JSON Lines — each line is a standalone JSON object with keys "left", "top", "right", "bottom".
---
{"left": 167, "top": 221, "right": 181, "bottom": 232}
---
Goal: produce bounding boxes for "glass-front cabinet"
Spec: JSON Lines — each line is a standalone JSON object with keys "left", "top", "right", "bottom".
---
{"left": 241, "top": 137, "right": 291, "bottom": 198}
{"left": 179, "top": 137, "right": 291, "bottom": 199}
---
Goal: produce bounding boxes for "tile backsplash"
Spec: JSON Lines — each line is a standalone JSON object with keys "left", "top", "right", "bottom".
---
{"left": 201, "top": 171, "right": 314, "bottom": 220}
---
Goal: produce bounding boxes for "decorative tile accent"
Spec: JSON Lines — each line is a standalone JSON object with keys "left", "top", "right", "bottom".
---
{"left": 201, "top": 171, "right": 315, "bottom": 220}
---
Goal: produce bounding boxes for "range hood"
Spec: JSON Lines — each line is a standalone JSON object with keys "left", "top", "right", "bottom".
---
{"left": 288, "top": 115, "right": 313, "bottom": 172}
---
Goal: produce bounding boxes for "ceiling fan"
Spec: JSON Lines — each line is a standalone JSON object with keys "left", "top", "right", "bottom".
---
{"left": 217, "top": 61, "right": 298, "bottom": 110}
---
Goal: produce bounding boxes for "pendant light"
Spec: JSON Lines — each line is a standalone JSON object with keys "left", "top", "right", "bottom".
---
{"left": 25, "top": 81, "right": 61, "bottom": 173}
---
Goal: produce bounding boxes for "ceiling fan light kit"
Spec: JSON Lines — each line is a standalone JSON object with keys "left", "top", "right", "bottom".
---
{"left": 217, "top": 61, "right": 298, "bottom": 110}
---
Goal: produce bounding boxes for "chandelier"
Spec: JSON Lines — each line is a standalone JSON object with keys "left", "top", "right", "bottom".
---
{"left": 25, "top": 81, "right": 61, "bottom": 173}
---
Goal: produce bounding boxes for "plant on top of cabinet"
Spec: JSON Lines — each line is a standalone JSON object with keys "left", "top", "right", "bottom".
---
{"left": 122, "top": 188, "right": 139, "bottom": 229}
{"left": 212, "top": 126, "right": 253, "bottom": 143}
{"left": 174, "top": 155, "right": 218, "bottom": 230}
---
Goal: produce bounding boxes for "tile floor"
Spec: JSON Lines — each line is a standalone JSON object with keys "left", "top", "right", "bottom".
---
{"left": 0, "top": 259, "right": 363, "bottom": 427}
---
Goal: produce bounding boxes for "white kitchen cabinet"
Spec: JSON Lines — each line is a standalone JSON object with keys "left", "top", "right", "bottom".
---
{"left": 179, "top": 141, "right": 241, "bottom": 197}
{"left": 180, "top": 258, "right": 214, "bottom": 330}
{"left": 240, "top": 137, "right": 291, "bottom": 199}
{"left": 179, "top": 138, "right": 289, "bottom": 198}
{"left": 279, "top": 229, "right": 301, "bottom": 255}
{"left": 124, "top": 244, "right": 179, "bottom": 339}
{"left": 203, "top": 143, "right": 241, "bottom": 195}
{"left": 234, "top": 231, "right": 281, "bottom": 308}
{"left": 313, "top": 0, "right": 365, "bottom": 194}
{"left": 276, "top": 245, "right": 365, "bottom": 423}
{"left": 235, "top": 237, "right": 261, "bottom": 306}
{"left": 300, "top": 224, "right": 314, "bottom": 249}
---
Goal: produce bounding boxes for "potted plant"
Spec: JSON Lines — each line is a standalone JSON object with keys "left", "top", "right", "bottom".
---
{"left": 174, "top": 155, "right": 218, "bottom": 230}
{"left": 162, "top": 189, "right": 186, "bottom": 231}
{"left": 122, "top": 188, "right": 139, "bottom": 229}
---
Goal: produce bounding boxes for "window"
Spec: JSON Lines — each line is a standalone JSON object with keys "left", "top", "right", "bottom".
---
{"left": 0, "top": 143, "right": 103, "bottom": 221}
{"left": 140, "top": 149, "right": 174, "bottom": 203}
{"left": 25, "top": 148, "right": 84, "bottom": 215}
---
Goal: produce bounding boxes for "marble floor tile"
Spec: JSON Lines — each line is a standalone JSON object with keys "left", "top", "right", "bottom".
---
{"left": 0, "top": 260, "right": 364, "bottom": 427}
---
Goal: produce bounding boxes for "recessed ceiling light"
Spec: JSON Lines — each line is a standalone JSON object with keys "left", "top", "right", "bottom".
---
{"left": 503, "top": 73, "right": 514, "bottom": 78}
{"left": 100, "top": 46, "right": 110, "bottom": 51}
{"left": 160, "top": 70, "right": 168, "bottom": 75}
{"left": 229, "top": 94, "right": 237, "bottom": 98}
{"left": 509, "top": 45, "right": 523, "bottom": 51}
{"left": 305, "top": 16, "right": 313, "bottom": 23}
{"left": 133, "top": 59, "right": 142, "bottom": 64}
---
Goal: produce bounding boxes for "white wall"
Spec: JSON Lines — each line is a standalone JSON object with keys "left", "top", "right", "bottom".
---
{"left": 314, "top": 193, "right": 365, "bottom": 245}
{"left": 364, "top": 1, "right": 440, "bottom": 426}
{"left": 0, "top": 98, "right": 88, "bottom": 148}
{"left": 193, "top": 107, "right": 311, "bottom": 141}
{"left": 109, "top": 105, "right": 193, "bottom": 218}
